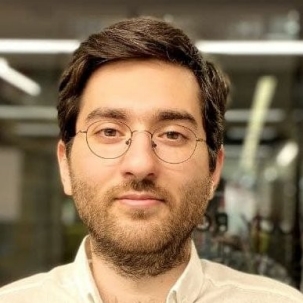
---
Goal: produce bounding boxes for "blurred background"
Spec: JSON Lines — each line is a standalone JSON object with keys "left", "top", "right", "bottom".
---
{"left": 0, "top": 0, "right": 303, "bottom": 292}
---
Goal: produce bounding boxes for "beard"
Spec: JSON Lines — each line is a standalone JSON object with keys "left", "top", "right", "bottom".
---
{"left": 70, "top": 171, "right": 212, "bottom": 279}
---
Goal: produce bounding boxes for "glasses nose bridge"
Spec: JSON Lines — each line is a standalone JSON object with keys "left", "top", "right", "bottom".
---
{"left": 131, "top": 129, "right": 153, "bottom": 142}
{"left": 128, "top": 129, "right": 157, "bottom": 151}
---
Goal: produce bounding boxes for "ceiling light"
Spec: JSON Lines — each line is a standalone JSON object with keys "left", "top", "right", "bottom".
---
{"left": 0, "top": 58, "right": 41, "bottom": 96}
{"left": 14, "top": 122, "right": 59, "bottom": 137}
{"left": 196, "top": 40, "right": 303, "bottom": 55}
{"left": 0, "top": 39, "right": 80, "bottom": 54}
{"left": 225, "top": 109, "right": 284, "bottom": 123}
{"left": 1, "top": 39, "right": 303, "bottom": 55}
{"left": 0, "top": 105, "right": 55, "bottom": 120}
{"left": 276, "top": 141, "right": 298, "bottom": 167}
{"left": 227, "top": 126, "right": 278, "bottom": 141}
{"left": 239, "top": 76, "right": 277, "bottom": 172}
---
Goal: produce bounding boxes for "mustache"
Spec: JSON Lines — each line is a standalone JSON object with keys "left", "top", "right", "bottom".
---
{"left": 106, "top": 178, "right": 173, "bottom": 203}
{"left": 128, "top": 179, "right": 157, "bottom": 191}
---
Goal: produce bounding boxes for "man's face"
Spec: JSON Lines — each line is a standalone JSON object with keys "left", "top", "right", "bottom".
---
{"left": 58, "top": 60, "right": 223, "bottom": 258}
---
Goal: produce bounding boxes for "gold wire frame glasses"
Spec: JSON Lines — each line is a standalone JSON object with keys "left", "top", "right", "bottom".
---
{"left": 76, "top": 120, "right": 207, "bottom": 164}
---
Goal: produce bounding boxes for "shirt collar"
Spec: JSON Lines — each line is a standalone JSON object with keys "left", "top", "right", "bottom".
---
{"left": 73, "top": 237, "right": 204, "bottom": 303}
{"left": 73, "top": 236, "right": 102, "bottom": 303}
{"left": 167, "top": 241, "right": 205, "bottom": 303}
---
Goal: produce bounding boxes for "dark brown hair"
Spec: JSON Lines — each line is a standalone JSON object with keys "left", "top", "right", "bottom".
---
{"left": 57, "top": 16, "right": 229, "bottom": 171}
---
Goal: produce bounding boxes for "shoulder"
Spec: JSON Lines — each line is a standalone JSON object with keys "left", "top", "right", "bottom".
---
{"left": 0, "top": 263, "right": 77, "bottom": 303}
{"left": 200, "top": 259, "right": 303, "bottom": 303}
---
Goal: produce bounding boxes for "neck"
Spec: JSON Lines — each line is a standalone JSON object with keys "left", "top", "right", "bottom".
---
{"left": 88, "top": 238, "right": 192, "bottom": 303}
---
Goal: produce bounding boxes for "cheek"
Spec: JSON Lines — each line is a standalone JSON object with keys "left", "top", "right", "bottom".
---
{"left": 165, "top": 156, "right": 208, "bottom": 181}
{"left": 161, "top": 162, "right": 206, "bottom": 197}
{"left": 70, "top": 142, "right": 112, "bottom": 181}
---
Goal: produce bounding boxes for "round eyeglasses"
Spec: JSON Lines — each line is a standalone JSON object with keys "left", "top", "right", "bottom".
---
{"left": 76, "top": 120, "right": 207, "bottom": 164}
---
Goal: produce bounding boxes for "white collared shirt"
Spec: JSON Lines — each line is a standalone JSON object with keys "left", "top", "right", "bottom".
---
{"left": 0, "top": 236, "right": 302, "bottom": 303}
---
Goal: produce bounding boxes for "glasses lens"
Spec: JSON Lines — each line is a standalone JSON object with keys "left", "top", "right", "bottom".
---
{"left": 152, "top": 124, "right": 197, "bottom": 164}
{"left": 84, "top": 121, "right": 200, "bottom": 163}
{"left": 86, "top": 121, "right": 131, "bottom": 159}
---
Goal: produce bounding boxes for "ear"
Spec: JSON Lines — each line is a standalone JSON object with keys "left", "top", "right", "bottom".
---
{"left": 210, "top": 145, "right": 224, "bottom": 195}
{"left": 57, "top": 140, "right": 72, "bottom": 195}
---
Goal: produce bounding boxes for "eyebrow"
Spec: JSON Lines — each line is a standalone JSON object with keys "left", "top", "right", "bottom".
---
{"left": 155, "top": 110, "right": 198, "bottom": 128}
{"left": 84, "top": 108, "right": 198, "bottom": 128}
{"left": 85, "top": 108, "right": 129, "bottom": 125}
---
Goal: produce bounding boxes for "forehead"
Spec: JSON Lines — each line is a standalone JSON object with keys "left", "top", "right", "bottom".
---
{"left": 77, "top": 60, "right": 203, "bottom": 129}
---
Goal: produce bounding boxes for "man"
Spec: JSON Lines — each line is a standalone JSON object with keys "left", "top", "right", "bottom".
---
{"left": 0, "top": 16, "right": 302, "bottom": 303}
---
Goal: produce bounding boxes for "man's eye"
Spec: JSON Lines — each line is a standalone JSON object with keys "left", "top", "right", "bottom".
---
{"left": 165, "top": 131, "right": 183, "bottom": 140}
{"left": 102, "top": 128, "right": 118, "bottom": 137}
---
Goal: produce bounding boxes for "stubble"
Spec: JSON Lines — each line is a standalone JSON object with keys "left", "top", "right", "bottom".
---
{"left": 71, "top": 172, "right": 212, "bottom": 279}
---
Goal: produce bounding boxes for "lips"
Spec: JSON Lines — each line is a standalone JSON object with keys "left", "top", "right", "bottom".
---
{"left": 116, "top": 192, "right": 165, "bottom": 207}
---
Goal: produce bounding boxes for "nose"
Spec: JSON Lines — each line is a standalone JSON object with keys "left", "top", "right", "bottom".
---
{"left": 120, "top": 130, "right": 159, "bottom": 181}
